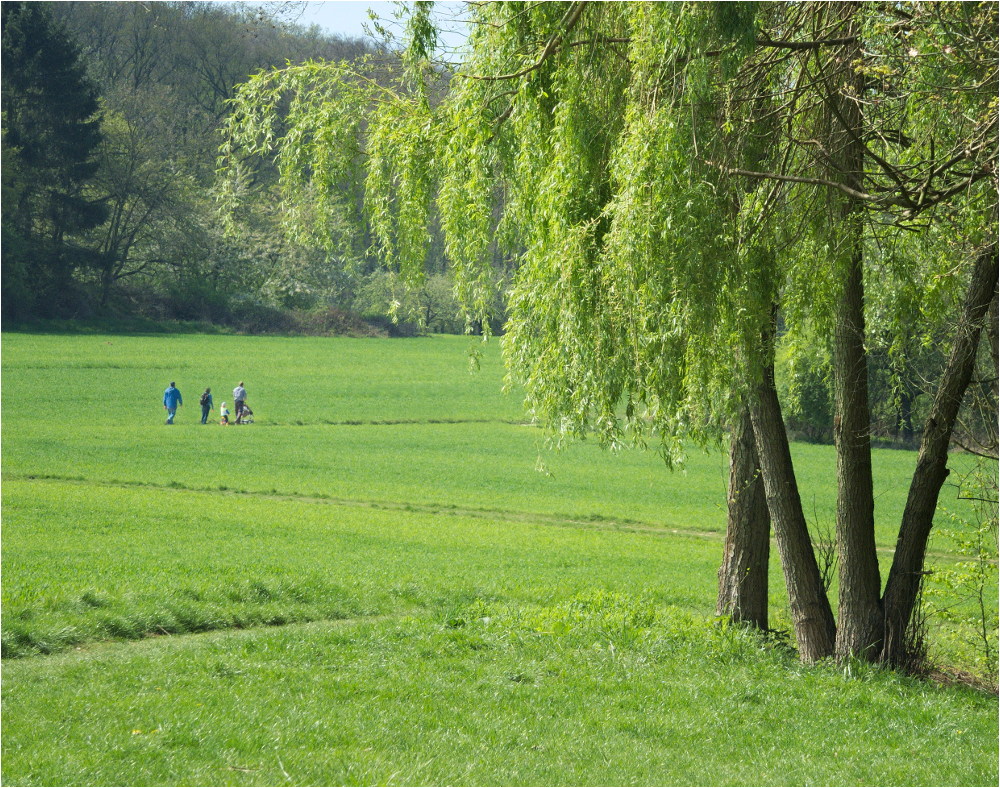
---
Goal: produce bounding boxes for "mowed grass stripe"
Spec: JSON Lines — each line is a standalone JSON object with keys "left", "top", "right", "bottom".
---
{"left": 4, "top": 472, "right": 721, "bottom": 537}
{"left": 263, "top": 417, "right": 529, "bottom": 426}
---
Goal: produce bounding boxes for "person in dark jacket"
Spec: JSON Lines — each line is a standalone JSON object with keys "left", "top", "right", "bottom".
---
{"left": 199, "top": 388, "right": 214, "bottom": 424}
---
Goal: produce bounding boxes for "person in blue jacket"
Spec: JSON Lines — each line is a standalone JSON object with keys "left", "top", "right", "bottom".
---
{"left": 163, "top": 382, "right": 182, "bottom": 424}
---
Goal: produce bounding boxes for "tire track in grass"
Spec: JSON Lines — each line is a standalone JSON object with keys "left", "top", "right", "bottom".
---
{"left": 7, "top": 472, "right": 717, "bottom": 539}
{"left": 260, "top": 417, "right": 535, "bottom": 428}
{"left": 5, "top": 473, "right": 985, "bottom": 564}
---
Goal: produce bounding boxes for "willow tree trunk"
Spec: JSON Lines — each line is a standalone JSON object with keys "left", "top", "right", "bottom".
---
{"left": 824, "top": 2, "right": 884, "bottom": 662}
{"left": 750, "top": 344, "right": 836, "bottom": 661}
{"left": 831, "top": 231, "right": 883, "bottom": 661}
{"left": 881, "top": 239, "right": 999, "bottom": 667}
{"left": 831, "top": 233, "right": 883, "bottom": 660}
{"left": 717, "top": 407, "right": 771, "bottom": 629}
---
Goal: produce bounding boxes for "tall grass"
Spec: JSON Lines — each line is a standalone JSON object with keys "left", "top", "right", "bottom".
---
{"left": 3, "top": 607, "right": 995, "bottom": 786}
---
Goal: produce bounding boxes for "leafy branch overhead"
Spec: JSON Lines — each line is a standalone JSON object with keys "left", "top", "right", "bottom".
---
{"left": 218, "top": 0, "right": 996, "bottom": 449}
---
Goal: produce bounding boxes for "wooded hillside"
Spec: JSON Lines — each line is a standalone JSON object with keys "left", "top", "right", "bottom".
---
{"left": 1, "top": 1, "right": 465, "bottom": 334}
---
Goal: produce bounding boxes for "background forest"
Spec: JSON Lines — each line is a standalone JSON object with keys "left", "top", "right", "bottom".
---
{"left": 1, "top": 0, "right": 468, "bottom": 336}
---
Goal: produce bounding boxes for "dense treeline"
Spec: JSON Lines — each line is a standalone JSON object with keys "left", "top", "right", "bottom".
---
{"left": 1, "top": 0, "right": 464, "bottom": 334}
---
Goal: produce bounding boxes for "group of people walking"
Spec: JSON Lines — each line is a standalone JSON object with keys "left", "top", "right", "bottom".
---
{"left": 162, "top": 381, "right": 253, "bottom": 425}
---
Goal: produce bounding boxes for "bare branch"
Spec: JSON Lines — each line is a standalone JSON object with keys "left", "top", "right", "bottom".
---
{"left": 705, "top": 162, "right": 911, "bottom": 207}
{"left": 757, "top": 34, "right": 859, "bottom": 51}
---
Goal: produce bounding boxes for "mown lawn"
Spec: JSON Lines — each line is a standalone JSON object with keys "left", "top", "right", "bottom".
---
{"left": 2, "top": 331, "right": 995, "bottom": 786}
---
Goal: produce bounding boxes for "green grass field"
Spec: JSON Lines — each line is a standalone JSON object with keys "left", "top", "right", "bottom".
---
{"left": 2, "top": 331, "right": 996, "bottom": 786}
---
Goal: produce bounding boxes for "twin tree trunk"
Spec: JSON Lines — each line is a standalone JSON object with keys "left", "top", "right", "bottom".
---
{"left": 824, "top": 4, "right": 995, "bottom": 664}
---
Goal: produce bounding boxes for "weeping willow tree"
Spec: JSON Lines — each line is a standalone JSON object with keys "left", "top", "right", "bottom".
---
{"left": 219, "top": 1, "right": 997, "bottom": 667}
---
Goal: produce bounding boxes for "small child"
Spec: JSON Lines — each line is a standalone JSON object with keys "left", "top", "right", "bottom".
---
{"left": 220, "top": 402, "right": 230, "bottom": 425}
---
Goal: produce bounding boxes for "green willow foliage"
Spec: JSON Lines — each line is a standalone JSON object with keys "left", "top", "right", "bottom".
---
{"left": 219, "top": 3, "right": 764, "bottom": 463}
{"left": 218, "top": 1, "right": 996, "bottom": 462}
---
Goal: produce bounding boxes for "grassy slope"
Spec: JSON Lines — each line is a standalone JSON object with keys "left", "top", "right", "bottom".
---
{"left": 1, "top": 478, "right": 727, "bottom": 656}
{"left": 4, "top": 614, "right": 995, "bottom": 787}
{"left": 2, "top": 332, "right": 995, "bottom": 786}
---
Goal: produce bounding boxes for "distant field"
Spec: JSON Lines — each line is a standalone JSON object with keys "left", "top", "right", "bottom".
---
{"left": 2, "top": 332, "right": 970, "bottom": 543}
{"left": 2, "top": 331, "right": 995, "bottom": 786}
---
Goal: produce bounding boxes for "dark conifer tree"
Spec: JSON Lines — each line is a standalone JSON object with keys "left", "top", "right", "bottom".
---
{"left": 1, "top": 1, "right": 107, "bottom": 319}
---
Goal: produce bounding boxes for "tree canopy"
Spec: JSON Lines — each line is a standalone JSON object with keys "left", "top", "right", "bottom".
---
{"left": 220, "top": 0, "right": 995, "bottom": 446}
{"left": 2, "top": 1, "right": 425, "bottom": 329}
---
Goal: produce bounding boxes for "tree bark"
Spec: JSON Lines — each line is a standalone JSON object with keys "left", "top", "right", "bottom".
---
{"left": 831, "top": 234, "right": 883, "bottom": 660}
{"left": 717, "top": 407, "right": 771, "bottom": 629}
{"left": 829, "top": 218, "right": 884, "bottom": 659}
{"left": 881, "top": 238, "right": 999, "bottom": 667}
{"left": 824, "top": 0, "right": 884, "bottom": 662}
{"left": 750, "top": 341, "right": 836, "bottom": 661}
